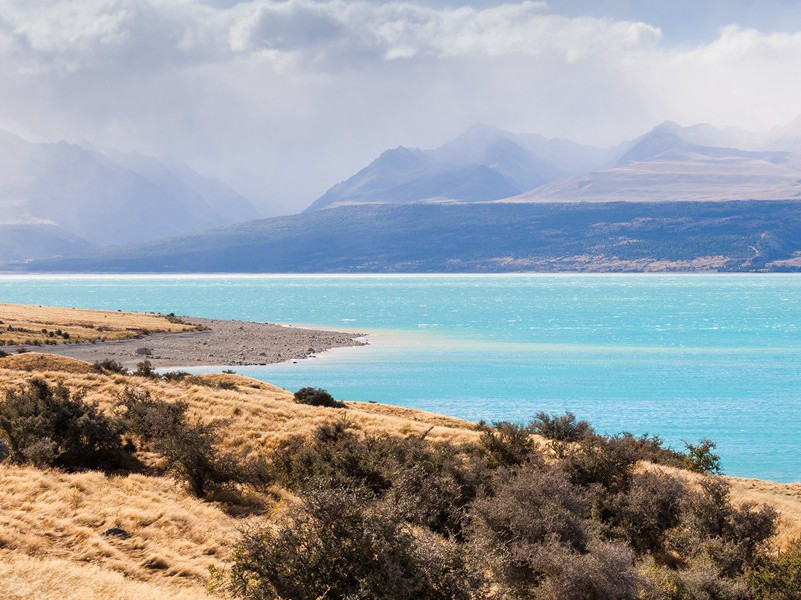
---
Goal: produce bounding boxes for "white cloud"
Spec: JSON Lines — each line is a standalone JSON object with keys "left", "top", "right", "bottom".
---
{"left": 0, "top": 0, "right": 798, "bottom": 214}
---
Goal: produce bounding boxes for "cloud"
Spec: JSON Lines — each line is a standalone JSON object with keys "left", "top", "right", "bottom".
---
{"left": 0, "top": 1, "right": 798, "bottom": 215}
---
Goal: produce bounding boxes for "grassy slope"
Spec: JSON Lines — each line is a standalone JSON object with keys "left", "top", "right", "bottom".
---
{"left": 0, "top": 353, "right": 479, "bottom": 599}
{"left": 0, "top": 303, "right": 198, "bottom": 347}
{"left": 1, "top": 354, "right": 800, "bottom": 597}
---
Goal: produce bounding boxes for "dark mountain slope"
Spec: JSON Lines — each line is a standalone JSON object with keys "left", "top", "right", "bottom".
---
{"left": 21, "top": 201, "right": 801, "bottom": 273}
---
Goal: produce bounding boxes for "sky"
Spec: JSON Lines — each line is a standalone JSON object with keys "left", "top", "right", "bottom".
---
{"left": 1, "top": 0, "right": 801, "bottom": 215}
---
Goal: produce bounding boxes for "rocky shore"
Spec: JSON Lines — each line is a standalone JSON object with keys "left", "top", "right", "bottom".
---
{"left": 22, "top": 316, "right": 366, "bottom": 368}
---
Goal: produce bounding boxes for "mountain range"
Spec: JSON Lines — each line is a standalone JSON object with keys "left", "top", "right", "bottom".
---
{"left": 0, "top": 130, "right": 259, "bottom": 260}
{"left": 8, "top": 116, "right": 801, "bottom": 272}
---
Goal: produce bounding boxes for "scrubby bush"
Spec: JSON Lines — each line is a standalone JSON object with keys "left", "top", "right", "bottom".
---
{"left": 0, "top": 379, "right": 129, "bottom": 470}
{"left": 669, "top": 477, "right": 777, "bottom": 578}
{"left": 604, "top": 471, "right": 687, "bottom": 555}
{"left": 468, "top": 460, "right": 647, "bottom": 598}
{"left": 272, "top": 422, "right": 481, "bottom": 539}
{"left": 134, "top": 359, "right": 157, "bottom": 378}
{"left": 476, "top": 420, "right": 535, "bottom": 468}
{"left": 293, "top": 386, "right": 344, "bottom": 408}
{"left": 685, "top": 438, "right": 722, "bottom": 474}
{"left": 561, "top": 433, "right": 641, "bottom": 492}
{"left": 116, "top": 388, "right": 268, "bottom": 497}
{"left": 532, "top": 411, "right": 594, "bottom": 442}
{"left": 92, "top": 359, "right": 128, "bottom": 374}
{"left": 227, "top": 485, "right": 476, "bottom": 600}
{"left": 746, "top": 540, "right": 801, "bottom": 599}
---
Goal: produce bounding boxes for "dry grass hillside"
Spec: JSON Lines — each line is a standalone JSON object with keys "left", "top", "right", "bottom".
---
{"left": 0, "top": 353, "right": 479, "bottom": 599}
{"left": 0, "top": 303, "right": 198, "bottom": 347}
{"left": 1, "top": 352, "right": 800, "bottom": 598}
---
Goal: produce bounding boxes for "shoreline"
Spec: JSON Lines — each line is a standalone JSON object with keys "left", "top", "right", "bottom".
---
{"left": 12, "top": 316, "right": 367, "bottom": 369}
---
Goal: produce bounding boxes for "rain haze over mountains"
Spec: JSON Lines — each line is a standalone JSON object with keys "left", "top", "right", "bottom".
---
{"left": 4, "top": 1, "right": 801, "bottom": 269}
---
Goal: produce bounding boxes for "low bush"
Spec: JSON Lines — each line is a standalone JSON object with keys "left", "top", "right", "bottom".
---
{"left": 475, "top": 421, "right": 535, "bottom": 468}
{"left": 746, "top": 540, "right": 801, "bottom": 599}
{"left": 116, "top": 388, "right": 268, "bottom": 497}
{"left": 227, "top": 485, "right": 476, "bottom": 600}
{"left": 92, "top": 359, "right": 128, "bottom": 375}
{"left": 531, "top": 411, "right": 594, "bottom": 442}
{"left": 293, "top": 386, "right": 344, "bottom": 408}
{"left": 684, "top": 438, "right": 723, "bottom": 474}
{"left": 0, "top": 379, "right": 130, "bottom": 470}
{"left": 134, "top": 359, "right": 157, "bottom": 378}
{"left": 669, "top": 477, "right": 777, "bottom": 578}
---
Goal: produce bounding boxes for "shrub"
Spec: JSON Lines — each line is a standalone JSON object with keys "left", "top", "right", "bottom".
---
{"left": 92, "top": 359, "right": 128, "bottom": 375}
{"left": 469, "top": 462, "right": 589, "bottom": 594}
{"left": 134, "top": 360, "right": 157, "bottom": 378}
{"left": 227, "top": 485, "right": 476, "bottom": 600}
{"left": 293, "top": 386, "right": 344, "bottom": 408}
{"left": 669, "top": 477, "right": 777, "bottom": 577}
{"left": 531, "top": 411, "right": 594, "bottom": 442}
{"left": 0, "top": 379, "right": 129, "bottom": 470}
{"left": 561, "top": 433, "right": 640, "bottom": 492}
{"left": 476, "top": 421, "right": 535, "bottom": 468}
{"left": 116, "top": 388, "right": 268, "bottom": 497}
{"left": 685, "top": 439, "right": 722, "bottom": 474}
{"left": 534, "top": 540, "right": 641, "bottom": 600}
{"left": 604, "top": 471, "right": 686, "bottom": 555}
{"left": 746, "top": 540, "right": 801, "bottom": 599}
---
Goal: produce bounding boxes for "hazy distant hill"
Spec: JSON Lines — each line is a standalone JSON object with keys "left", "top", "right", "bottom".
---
{"left": 307, "top": 119, "right": 801, "bottom": 213}
{"left": 510, "top": 124, "right": 801, "bottom": 204}
{"left": 306, "top": 124, "right": 604, "bottom": 211}
{"left": 23, "top": 201, "right": 801, "bottom": 273}
{"left": 0, "top": 130, "right": 259, "bottom": 260}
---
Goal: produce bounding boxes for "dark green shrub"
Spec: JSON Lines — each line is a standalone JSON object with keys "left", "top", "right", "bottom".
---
{"left": 293, "top": 387, "right": 344, "bottom": 408}
{"left": 746, "top": 540, "right": 801, "bottom": 599}
{"left": 272, "top": 422, "right": 481, "bottom": 539}
{"left": 685, "top": 439, "right": 722, "bottom": 474}
{"left": 270, "top": 422, "right": 391, "bottom": 495}
{"left": 0, "top": 379, "right": 129, "bottom": 470}
{"left": 227, "top": 485, "right": 476, "bottom": 600}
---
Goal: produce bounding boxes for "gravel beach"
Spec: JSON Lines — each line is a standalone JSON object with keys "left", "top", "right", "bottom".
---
{"left": 25, "top": 316, "right": 366, "bottom": 369}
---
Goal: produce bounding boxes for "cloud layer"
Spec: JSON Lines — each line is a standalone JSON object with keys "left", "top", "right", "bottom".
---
{"left": 0, "top": 0, "right": 800, "bottom": 214}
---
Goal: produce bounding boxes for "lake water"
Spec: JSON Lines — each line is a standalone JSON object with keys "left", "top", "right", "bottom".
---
{"left": 1, "top": 274, "right": 799, "bottom": 482}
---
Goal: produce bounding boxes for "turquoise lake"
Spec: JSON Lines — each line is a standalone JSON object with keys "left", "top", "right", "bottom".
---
{"left": 1, "top": 274, "right": 799, "bottom": 482}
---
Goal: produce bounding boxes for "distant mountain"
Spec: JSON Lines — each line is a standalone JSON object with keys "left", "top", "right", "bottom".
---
{"left": 22, "top": 201, "right": 801, "bottom": 273}
{"left": 0, "top": 224, "right": 95, "bottom": 261}
{"left": 511, "top": 124, "right": 801, "bottom": 204}
{"left": 0, "top": 130, "right": 259, "bottom": 259}
{"left": 306, "top": 124, "right": 592, "bottom": 211}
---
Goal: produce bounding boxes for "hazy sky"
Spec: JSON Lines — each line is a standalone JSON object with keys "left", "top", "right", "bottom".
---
{"left": 2, "top": 0, "right": 801, "bottom": 215}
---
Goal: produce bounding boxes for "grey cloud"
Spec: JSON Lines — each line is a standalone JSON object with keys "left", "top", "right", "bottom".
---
{"left": 0, "top": 0, "right": 798, "bottom": 217}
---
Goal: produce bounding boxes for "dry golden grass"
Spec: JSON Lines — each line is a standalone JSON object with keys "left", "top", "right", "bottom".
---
{"left": 0, "top": 303, "right": 197, "bottom": 347}
{"left": 1, "top": 352, "right": 799, "bottom": 598}
{"left": 0, "top": 353, "right": 479, "bottom": 599}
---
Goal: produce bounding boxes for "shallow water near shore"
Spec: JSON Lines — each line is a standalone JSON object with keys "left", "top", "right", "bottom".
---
{"left": 1, "top": 273, "right": 800, "bottom": 482}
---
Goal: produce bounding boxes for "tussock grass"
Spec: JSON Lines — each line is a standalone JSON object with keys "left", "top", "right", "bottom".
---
{"left": 0, "top": 303, "right": 197, "bottom": 347}
{"left": 1, "top": 352, "right": 799, "bottom": 598}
